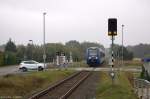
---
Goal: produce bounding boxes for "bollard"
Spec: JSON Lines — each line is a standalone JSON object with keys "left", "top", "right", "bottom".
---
{"left": 141, "top": 80, "right": 144, "bottom": 98}
{"left": 146, "top": 85, "right": 149, "bottom": 99}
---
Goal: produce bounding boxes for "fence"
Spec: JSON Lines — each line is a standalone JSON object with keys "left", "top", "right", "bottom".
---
{"left": 133, "top": 78, "right": 150, "bottom": 99}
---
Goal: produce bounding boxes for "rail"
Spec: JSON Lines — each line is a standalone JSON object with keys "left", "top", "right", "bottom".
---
{"left": 29, "top": 71, "right": 91, "bottom": 99}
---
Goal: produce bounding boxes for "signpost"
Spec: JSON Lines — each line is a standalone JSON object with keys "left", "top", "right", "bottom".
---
{"left": 108, "top": 18, "right": 117, "bottom": 85}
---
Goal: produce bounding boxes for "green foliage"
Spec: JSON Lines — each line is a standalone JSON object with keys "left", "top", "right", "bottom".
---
{"left": 144, "top": 54, "right": 150, "bottom": 59}
{"left": 140, "top": 66, "right": 150, "bottom": 81}
{"left": 112, "top": 44, "right": 133, "bottom": 60}
{"left": 140, "top": 66, "right": 146, "bottom": 79}
{"left": 145, "top": 70, "right": 150, "bottom": 81}
{"left": 0, "top": 52, "right": 4, "bottom": 66}
{"left": 4, "top": 52, "right": 17, "bottom": 65}
{"left": 0, "top": 40, "right": 105, "bottom": 65}
{"left": 16, "top": 45, "right": 26, "bottom": 63}
{"left": 127, "top": 43, "right": 150, "bottom": 58}
{"left": 5, "top": 38, "right": 17, "bottom": 53}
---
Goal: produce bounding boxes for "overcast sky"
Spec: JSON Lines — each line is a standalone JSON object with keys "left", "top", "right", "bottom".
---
{"left": 0, "top": 0, "right": 150, "bottom": 47}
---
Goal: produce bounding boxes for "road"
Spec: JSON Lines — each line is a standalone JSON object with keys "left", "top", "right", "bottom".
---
{"left": 0, "top": 65, "right": 19, "bottom": 76}
{"left": 0, "top": 65, "right": 142, "bottom": 76}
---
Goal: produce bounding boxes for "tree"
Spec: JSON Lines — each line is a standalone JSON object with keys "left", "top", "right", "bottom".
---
{"left": 4, "top": 52, "right": 17, "bottom": 65}
{"left": 127, "top": 43, "right": 150, "bottom": 58}
{"left": 25, "top": 44, "right": 33, "bottom": 60}
{"left": 140, "top": 66, "right": 146, "bottom": 79}
{"left": 0, "top": 51, "right": 4, "bottom": 66}
{"left": 16, "top": 45, "right": 26, "bottom": 63}
{"left": 112, "top": 44, "right": 133, "bottom": 60}
{"left": 65, "top": 40, "right": 80, "bottom": 48}
{"left": 5, "top": 38, "right": 17, "bottom": 52}
{"left": 4, "top": 38, "right": 17, "bottom": 65}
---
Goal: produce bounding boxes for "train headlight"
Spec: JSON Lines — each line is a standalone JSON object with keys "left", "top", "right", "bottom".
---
{"left": 89, "top": 57, "right": 91, "bottom": 59}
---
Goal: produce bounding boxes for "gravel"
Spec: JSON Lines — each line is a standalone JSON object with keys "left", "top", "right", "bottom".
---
{"left": 68, "top": 71, "right": 100, "bottom": 99}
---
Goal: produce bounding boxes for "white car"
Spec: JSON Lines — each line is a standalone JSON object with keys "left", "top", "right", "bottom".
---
{"left": 19, "top": 60, "right": 46, "bottom": 72}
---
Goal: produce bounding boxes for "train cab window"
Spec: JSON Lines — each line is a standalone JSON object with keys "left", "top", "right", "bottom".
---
{"left": 100, "top": 52, "right": 105, "bottom": 57}
{"left": 88, "top": 49, "right": 97, "bottom": 56}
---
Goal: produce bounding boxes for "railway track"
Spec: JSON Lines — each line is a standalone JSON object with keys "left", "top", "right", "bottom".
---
{"left": 29, "top": 71, "right": 91, "bottom": 99}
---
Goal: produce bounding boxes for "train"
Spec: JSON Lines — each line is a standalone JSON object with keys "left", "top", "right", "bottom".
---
{"left": 86, "top": 47, "right": 105, "bottom": 67}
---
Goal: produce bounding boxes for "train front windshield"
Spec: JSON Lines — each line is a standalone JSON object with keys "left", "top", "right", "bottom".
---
{"left": 88, "top": 49, "right": 97, "bottom": 56}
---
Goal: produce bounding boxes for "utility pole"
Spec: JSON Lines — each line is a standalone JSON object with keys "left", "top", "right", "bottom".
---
{"left": 29, "top": 40, "right": 33, "bottom": 60}
{"left": 43, "top": 12, "right": 46, "bottom": 69}
{"left": 122, "top": 25, "right": 124, "bottom": 67}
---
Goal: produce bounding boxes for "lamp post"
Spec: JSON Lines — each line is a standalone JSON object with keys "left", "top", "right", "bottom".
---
{"left": 29, "top": 40, "right": 33, "bottom": 60}
{"left": 43, "top": 12, "right": 46, "bottom": 69}
{"left": 122, "top": 24, "right": 124, "bottom": 67}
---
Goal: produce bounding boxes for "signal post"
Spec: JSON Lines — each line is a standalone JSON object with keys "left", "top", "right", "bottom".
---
{"left": 108, "top": 18, "right": 117, "bottom": 85}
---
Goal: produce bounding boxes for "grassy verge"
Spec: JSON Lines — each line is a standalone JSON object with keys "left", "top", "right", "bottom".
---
{"left": 96, "top": 71, "right": 138, "bottom": 99}
{"left": 115, "top": 60, "right": 142, "bottom": 67}
{"left": 68, "top": 61, "right": 88, "bottom": 67}
{"left": 0, "top": 70, "right": 74, "bottom": 98}
{"left": 123, "top": 60, "right": 142, "bottom": 67}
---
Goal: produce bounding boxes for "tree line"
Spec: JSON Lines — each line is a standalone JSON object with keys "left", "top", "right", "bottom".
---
{"left": 127, "top": 43, "right": 150, "bottom": 58}
{"left": 0, "top": 39, "right": 134, "bottom": 66}
{"left": 111, "top": 44, "right": 133, "bottom": 60}
{"left": 0, "top": 39, "right": 104, "bottom": 66}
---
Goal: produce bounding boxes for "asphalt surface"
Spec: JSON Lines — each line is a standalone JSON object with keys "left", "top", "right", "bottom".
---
{"left": 0, "top": 65, "right": 142, "bottom": 76}
{"left": 0, "top": 65, "right": 19, "bottom": 76}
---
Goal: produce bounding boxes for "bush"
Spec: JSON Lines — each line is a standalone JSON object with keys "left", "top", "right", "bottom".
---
{"left": 0, "top": 52, "right": 4, "bottom": 66}
{"left": 140, "top": 66, "right": 146, "bottom": 79}
{"left": 4, "top": 52, "right": 17, "bottom": 65}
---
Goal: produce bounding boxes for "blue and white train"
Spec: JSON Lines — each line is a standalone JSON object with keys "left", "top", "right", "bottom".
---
{"left": 86, "top": 47, "right": 105, "bottom": 67}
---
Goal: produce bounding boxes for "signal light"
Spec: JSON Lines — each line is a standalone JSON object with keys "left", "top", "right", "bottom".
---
{"left": 56, "top": 52, "right": 60, "bottom": 56}
{"left": 108, "top": 32, "right": 112, "bottom": 35}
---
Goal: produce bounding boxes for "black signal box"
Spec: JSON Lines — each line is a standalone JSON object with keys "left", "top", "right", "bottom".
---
{"left": 108, "top": 18, "right": 117, "bottom": 36}
{"left": 56, "top": 52, "right": 60, "bottom": 56}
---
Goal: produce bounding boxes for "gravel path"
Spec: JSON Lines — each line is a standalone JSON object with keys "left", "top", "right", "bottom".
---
{"left": 68, "top": 71, "right": 100, "bottom": 99}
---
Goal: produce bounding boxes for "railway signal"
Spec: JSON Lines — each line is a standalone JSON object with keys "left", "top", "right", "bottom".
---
{"left": 108, "top": 18, "right": 117, "bottom": 36}
{"left": 108, "top": 18, "right": 117, "bottom": 85}
{"left": 56, "top": 52, "right": 60, "bottom": 56}
{"left": 108, "top": 18, "right": 117, "bottom": 68}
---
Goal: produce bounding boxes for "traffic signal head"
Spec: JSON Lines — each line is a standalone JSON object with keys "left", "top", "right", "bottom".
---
{"left": 108, "top": 18, "right": 117, "bottom": 36}
{"left": 56, "top": 52, "right": 60, "bottom": 56}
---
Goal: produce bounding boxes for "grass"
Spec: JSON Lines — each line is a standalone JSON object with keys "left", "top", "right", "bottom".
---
{"left": 114, "top": 60, "right": 143, "bottom": 68}
{"left": 0, "top": 70, "right": 74, "bottom": 98}
{"left": 123, "top": 60, "right": 142, "bottom": 67}
{"left": 96, "top": 71, "right": 138, "bottom": 99}
{"left": 68, "top": 61, "right": 88, "bottom": 67}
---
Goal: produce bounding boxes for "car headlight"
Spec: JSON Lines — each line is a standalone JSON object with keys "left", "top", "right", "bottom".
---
{"left": 89, "top": 57, "right": 91, "bottom": 59}
{"left": 95, "top": 57, "right": 98, "bottom": 59}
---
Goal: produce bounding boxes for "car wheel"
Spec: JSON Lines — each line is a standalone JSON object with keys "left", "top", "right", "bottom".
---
{"left": 38, "top": 66, "right": 43, "bottom": 71}
{"left": 22, "top": 67, "right": 27, "bottom": 72}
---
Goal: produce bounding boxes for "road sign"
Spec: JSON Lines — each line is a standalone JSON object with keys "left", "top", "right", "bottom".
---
{"left": 108, "top": 18, "right": 117, "bottom": 36}
{"left": 43, "top": 54, "right": 46, "bottom": 59}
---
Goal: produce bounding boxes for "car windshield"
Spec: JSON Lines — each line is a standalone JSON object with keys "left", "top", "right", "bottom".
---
{"left": 88, "top": 49, "right": 97, "bottom": 56}
{"left": 23, "top": 61, "right": 38, "bottom": 64}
